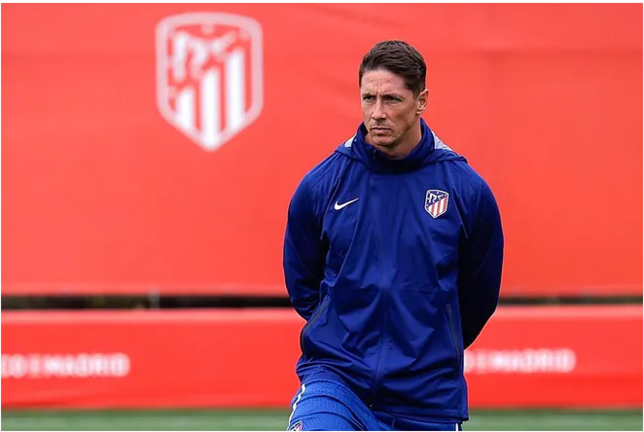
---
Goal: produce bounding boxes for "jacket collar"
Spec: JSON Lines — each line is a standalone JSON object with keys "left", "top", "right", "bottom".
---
{"left": 353, "top": 118, "right": 435, "bottom": 174}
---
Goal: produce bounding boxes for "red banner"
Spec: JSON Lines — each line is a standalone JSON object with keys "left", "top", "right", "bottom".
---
{"left": 2, "top": 4, "right": 642, "bottom": 297}
{"left": 2, "top": 306, "right": 641, "bottom": 409}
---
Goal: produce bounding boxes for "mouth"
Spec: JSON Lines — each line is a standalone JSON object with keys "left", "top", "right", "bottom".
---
{"left": 370, "top": 127, "right": 390, "bottom": 133}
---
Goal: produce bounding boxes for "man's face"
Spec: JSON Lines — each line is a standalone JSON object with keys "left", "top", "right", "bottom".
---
{"left": 360, "top": 69, "right": 428, "bottom": 149}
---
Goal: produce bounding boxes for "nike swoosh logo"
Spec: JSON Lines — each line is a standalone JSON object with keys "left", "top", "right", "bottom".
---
{"left": 334, "top": 198, "right": 359, "bottom": 210}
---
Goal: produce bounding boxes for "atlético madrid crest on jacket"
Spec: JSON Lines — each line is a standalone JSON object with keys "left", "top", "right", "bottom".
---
{"left": 156, "top": 13, "right": 264, "bottom": 151}
{"left": 425, "top": 189, "right": 450, "bottom": 218}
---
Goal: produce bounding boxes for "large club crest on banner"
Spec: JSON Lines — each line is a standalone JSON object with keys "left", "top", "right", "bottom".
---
{"left": 156, "top": 13, "right": 264, "bottom": 151}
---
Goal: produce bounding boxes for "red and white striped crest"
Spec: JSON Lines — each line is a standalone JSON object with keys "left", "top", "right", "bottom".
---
{"left": 425, "top": 189, "right": 450, "bottom": 218}
{"left": 156, "top": 13, "right": 263, "bottom": 151}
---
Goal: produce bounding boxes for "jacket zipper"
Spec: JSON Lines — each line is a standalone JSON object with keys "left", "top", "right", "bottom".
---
{"left": 369, "top": 291, "right": 389, "bottom": 407}
{"left": 368, "top": 173, "right": 388, "bottom": 408}
{"left": 446, "top": 303, "right": 462, "bottom": 377}
{"left": 300, "top": 296, "right": 330, "bottom": 353}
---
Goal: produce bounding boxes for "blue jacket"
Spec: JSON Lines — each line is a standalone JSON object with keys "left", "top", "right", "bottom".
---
{"left": 283, "top": 119, "right": 504, "bottom": 422}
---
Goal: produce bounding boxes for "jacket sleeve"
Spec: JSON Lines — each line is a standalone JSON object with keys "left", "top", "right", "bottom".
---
{"left": 283, "top": 177, "right": 327, "bottom": 321}
{"left": 458, "top": 181, "right": 504, "bottom": 349}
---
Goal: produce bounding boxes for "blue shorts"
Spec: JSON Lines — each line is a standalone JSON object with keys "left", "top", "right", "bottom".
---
{"left": 286, "top": 379, "right": 463, "bottom": 431}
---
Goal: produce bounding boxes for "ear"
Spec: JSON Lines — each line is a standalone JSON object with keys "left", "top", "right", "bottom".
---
{"left": 416, "top": 88, "right": 429, "bottom": 115}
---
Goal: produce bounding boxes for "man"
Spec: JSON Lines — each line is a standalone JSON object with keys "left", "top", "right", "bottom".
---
{"left": 283, "top": 40, "right": 504, "bottom": 431}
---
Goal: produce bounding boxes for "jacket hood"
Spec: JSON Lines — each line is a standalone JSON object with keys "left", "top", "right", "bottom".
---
{"left": 335, "top": 118, "right": 466, "bottom": 174}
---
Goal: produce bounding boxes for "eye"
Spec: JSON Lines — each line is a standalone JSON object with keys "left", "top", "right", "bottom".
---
{"left": 362, "top": 95, "right": 374, "bottom": 101}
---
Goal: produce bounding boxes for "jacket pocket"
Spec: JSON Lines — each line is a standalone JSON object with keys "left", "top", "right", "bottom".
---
{"left": 300, "top": 295, "right": 331, "bottom": 353}
{"left": 446, "top": 303, "right": 462, "bottom": 377}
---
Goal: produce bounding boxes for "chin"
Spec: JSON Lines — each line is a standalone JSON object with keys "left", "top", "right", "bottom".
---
{"left": 371, "top": 136, "right": 397, "bottom": 148}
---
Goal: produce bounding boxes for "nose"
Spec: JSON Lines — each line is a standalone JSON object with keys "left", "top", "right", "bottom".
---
{"left": 371, "top": 100, "right": 386, "bottom": 120}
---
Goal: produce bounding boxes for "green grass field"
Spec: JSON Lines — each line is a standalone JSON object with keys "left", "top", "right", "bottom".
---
{"left": 1, "top": 409, "right": 642, "bottom": 431}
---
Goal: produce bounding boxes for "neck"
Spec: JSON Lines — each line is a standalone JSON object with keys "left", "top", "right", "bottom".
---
{"left": 366, "top": 121, "right": 423, "bottom": 160}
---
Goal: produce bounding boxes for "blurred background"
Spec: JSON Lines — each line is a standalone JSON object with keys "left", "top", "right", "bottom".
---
{"left": 1, "top": 3, "right": 642, "bottom": 431}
